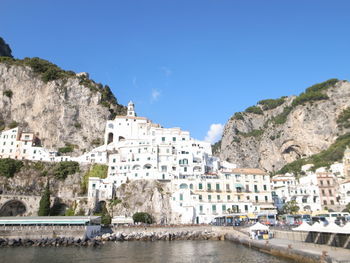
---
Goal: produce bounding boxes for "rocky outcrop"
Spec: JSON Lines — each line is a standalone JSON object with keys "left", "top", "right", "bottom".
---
{"left": 219, "top": 80, "right": 350, "bottom": 171}
{"left": 0, "top": 61, "right": 126, "bottom": 154}
{"left": 0, "top": 161, "right": 91, "bottom": 215}
{"left": 111, "top": 180, "right": 175, "bottom": 224}
{"left": 0, "top": 37, "right": 12, "bottom": 58}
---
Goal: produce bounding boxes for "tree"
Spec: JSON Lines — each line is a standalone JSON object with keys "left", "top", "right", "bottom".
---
{"left": 38, "top": 180, "right": 51, "bottom": 216}
{"left": 132, "top": 212, "right": 153, "bottom": 224}
{"left": 108, "top": 198, "right": 122, "bottom": 218}
{"left": 343, "top": 203, "right": 350, "bottom": 213}
{"left": 0, "top": 158, "right": 23, "bottom": 178}
{"left": 281, "top": 200, "right": 300, "bottom": 214}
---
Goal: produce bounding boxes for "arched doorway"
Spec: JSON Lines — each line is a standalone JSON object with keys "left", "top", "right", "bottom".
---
{"left": 0, "top": 200, "right": 27, "bottom": 216}
{"left": 107, "top": 133, "right": 114, "bottom": 144}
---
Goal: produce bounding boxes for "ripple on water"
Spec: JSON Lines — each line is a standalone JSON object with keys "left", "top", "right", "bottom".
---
{"left": 0, "top": 240, "right": 297, "bottom": 263}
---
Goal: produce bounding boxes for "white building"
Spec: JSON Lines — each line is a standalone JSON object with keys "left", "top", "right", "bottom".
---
{"left": 271, "top": 173, "right": 322, "bottom": 213}
{"left": 88, "top": 102, "right": 276, "bottom": 224}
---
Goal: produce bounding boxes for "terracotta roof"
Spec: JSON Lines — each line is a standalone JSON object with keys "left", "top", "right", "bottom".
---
{"left": 231, "top": 168, "right": 266, "bottom": 175}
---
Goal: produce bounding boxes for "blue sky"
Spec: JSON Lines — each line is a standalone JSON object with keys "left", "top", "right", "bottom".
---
{"left": 2, "top": 0, "right": 350, "bottom": 143}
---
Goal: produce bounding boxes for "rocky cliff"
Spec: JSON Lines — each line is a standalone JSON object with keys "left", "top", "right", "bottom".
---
{"left": 219, "top": 79, "right": 350, "bottom": 172}
{"left": 110, "top": 180, "right": 177, "bottom": 224}
{"left": 0, "top": 37, "right": 12, "bottom": 58}
{"left": 0, "top": 57, "right": 126, "bottom": 154}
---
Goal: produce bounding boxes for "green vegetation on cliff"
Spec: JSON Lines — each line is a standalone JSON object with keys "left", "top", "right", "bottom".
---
{"left": 245, "top": 105, "right": 263, "bottom": 115}
{"left": 81, "top": 164, "right": 108, "bottom": 193}
{"left": 132, "top": 212, "right": 153, "bottom": 224}
{"left": 277, "top": 133, "right": 350, "bottom": 175}
{"left": 239, "top": 129, "right": 264, "bottom": 138}
{"left": 0, "top": 158, "right": 23, "bottom": 178}
{"left": 337, "top": 107, "right": 350, "bottom": 129}
{"left": 52, "top": 161, "right": 80, "bottom": 180}
{"left": 258, "top": 97, "right": 286, "bottom": 110}
{"left": 0, "top": 57, "right": 126, "bottom": 115}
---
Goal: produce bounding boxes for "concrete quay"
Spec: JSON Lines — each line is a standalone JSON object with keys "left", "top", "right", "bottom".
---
{"left": 216, "top": 227, "right": 350, "bottom": 263}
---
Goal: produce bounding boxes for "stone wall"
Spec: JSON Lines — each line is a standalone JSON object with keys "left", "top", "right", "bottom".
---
{"left": 0, "top": 225, "right": 88, "bottom": 239}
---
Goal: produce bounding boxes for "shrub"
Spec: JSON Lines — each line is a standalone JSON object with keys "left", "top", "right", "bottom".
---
{"left": 305, "top": 78, "right": 339, "bottom": 93}
{"left": 272, "top": 106, "right": 293, "bottom": 125}
{"left": 245, "top": 106, "right": 263, "bottom": 115}
{"left": 292, "top": 91, "right": 329, "bottom": 107}
{"left": 91, "top": 138, "right": 102, "bottom": 146}
{"left": 132, "top": 212, "right": 153, "bottom": 224}
{"left": 52, "top": 161, "right": 79, "bottom": 180}
{"left": 74, "top": 122, "right": 82, "bottom": 129}
{"left": 0, "top": 158, "right": 23, "bottom": 178}
{"left": 8, "top": 121, "right": 18, "bottom": 129}
{"left": 239, "top": 129, "right": 264, "bottom": 138}
{"left": 232, "top": 112, "right": 244, "bottom": 120}
{"left": 58, "top": 144, "right": 74, "bottom": 154}
{"left": 211, "top": 140, "right": 221, "bottom": 154}
{"left": 258, "top": 97, "right": 286, "bottom": 110}
{"left": 337, "top": 107, "right": 350, "bottom": 129}
{"left": 3, "top": 89, "right": 13, "bottom": 98}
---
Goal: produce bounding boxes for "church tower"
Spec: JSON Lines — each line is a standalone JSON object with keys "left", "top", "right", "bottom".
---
{"left": 343, "top": 146, "right": 350, "bottom": 179}
{"left": 127, "top": 101, "right": 136, "bottom": 117}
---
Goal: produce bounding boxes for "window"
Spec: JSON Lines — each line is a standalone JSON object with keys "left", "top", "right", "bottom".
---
{"left": 227, "top": 195, "right": 231, "bottom": 200}
{"left": 322, "top": 190, "right": 325, "bottom": 195}
{"left": 184, "top": 167, "right": 187, "bottom": 172}
{"left": 212, "top": 205, "right": 216, "bottom": 212}
{"left": 320, "top": 180, "right": 324, "bottom": 186}
{"left": 330, "top": 200, "right": 334, "bottom": 205}
{"left": 226, "top": 184, "right": 230, "bottom": 190}
{"left": 216, "top": 183, "right": 220, "bottom": 191}
{"left": 217, "top": 195, "right": 220, "bottom": 200}
{"left": 161, "top": 166, "right": 167, "bottom": 172}
{"left": 245, "top": 205, "right": 248, "bottom": 212}
{"left": 323, "top": 200, "right": 327, "bottom": 205}
{"left": 222, "top": 205, "right": 226, "bottom": 212}
{"left": 263, "top": 185, "right": 267, "bottom": 191}
{"left": 254, "top": 185, "right": 258, "bottom": 192}
{"left": 190, "top": 184, "right": 193, "bottom": 190}
{"left": 207, "top": 183, "right": 211, "bottom": 190}
{"left": 265, "top": 196, "right": 268, "bottom": 202}
{"left": 199, "top": 183, "right": 203, "bottom": 190}
{"left": 327, "top": 180, "right": 330, "bottom": 186}
{"left": 255, "top": 196, "right": 258, "bottom": 202}
{"left": 172, "top": 137, "right": 176, "bottom": 142}
{"left": 180, "top": 194, "right": 183, "bottom": 201}
{"left": 199, "top": 195, "right": 202, "bottom": 200}
{"left": 208, "top": 195, "right": 211, "bottom": 201}
{"left": 328, "top": 190, "right": 333, "bottom": 196}
{"left": 199, "top": 205, "right": 203, "bottom": 212}
{"left": 162, "top": 137, "right": 165, "bottom": 142}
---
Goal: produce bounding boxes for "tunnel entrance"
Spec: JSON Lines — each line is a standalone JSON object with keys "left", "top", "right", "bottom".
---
{"left": 0, "top": 200, "right": 27, "bottom": 216}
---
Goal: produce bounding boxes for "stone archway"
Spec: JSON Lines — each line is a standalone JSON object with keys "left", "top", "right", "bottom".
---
{"left": 0, "top": 200, "right": 27, "bottom": 216}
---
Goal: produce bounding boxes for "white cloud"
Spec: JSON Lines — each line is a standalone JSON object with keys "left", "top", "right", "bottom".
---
{"left": 132, "top": 77, "right": 139, "bottom": 89}
{"left": 204, "top": 123, "right": 224, "bottom": 144}
{"left": 151, "top": 89, "right": 161, "bottom": 102}
{"left": 160, "top": 66, "right": 172, "bottom": 77}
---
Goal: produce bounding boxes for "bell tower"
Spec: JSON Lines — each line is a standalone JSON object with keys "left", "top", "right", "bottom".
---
{"left": 127, "top": 101, "right": 136, "bottom": 117}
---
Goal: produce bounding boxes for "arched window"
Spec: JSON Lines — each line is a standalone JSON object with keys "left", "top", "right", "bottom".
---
{"left": 180, "top": 183, "right": 188, "bottom": 189}
{"left": 107, "top": 133, "right": 114, "bottom": 144}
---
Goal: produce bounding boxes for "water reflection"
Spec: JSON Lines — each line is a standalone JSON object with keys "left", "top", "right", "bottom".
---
{"left": 0, "top": 240, "right": 296, "bottom": 263}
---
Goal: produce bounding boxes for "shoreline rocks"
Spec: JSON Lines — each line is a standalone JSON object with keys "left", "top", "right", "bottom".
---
{"left": 0, "top": 230, "right": 222, "bottom": 247}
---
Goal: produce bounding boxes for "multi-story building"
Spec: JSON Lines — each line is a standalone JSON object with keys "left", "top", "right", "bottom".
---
{"left": 271, "top": 173, "right": 322, "bottom": 213}
{"left": 88, "top": 102, "right": 276, "bottom": 224}
{"left": 316, "top": 172, "right": 341, "bottom": 210}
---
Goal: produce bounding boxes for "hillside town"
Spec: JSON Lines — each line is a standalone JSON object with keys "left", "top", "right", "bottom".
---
{"left": 0, "top": 102, "right": 350, "bottom": 224}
